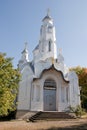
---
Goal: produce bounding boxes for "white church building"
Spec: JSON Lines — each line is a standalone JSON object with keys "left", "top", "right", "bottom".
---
{"left": 17, "top": 11, "right": 80, "bottom": 112}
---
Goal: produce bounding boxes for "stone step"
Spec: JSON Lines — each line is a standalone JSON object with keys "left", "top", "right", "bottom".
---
{"left": 29, "top": 111, "right": 76, "bottom": 122}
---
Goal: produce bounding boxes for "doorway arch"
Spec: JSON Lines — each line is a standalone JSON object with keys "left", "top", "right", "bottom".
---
{"left": 44, "top": 79, "right": 56, "bottom": 111}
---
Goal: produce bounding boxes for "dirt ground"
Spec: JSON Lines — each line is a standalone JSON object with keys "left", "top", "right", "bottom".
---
{"left": 0, "top": 118, "right": 87, "bottom": 130}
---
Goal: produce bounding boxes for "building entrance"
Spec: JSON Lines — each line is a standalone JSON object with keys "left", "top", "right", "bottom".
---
{"left": 44, "top": 79, "right": 56, "bottom": 111}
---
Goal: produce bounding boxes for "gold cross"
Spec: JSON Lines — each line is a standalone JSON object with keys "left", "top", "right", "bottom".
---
{"left": 52, "top": 57, "right": 54, "bottom": 65}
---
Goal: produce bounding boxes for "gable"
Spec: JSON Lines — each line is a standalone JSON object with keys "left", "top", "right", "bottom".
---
{"left": 33, "top": 64, "right": 69, "bottom": 83}
{"left": 21, "top": 65, "right": 33, "bottom": 80}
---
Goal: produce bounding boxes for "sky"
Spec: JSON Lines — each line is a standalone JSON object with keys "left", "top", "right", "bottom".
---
{"left": 0, "top": 0, "right": 87, "bottom": 68}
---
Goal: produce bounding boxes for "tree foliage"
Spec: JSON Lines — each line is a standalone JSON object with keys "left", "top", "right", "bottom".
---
{"left": 70, "top": 66, "right": 87, "bottom": 109}
{"left": 0, "top": 53, "right": 20, "bottom": 116}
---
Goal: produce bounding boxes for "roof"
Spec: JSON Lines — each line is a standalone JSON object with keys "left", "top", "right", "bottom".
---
{"left": 42, "top": 15, "right": 52, "bottom": 21}
{"left": 18, "top": 61, "right": 34, "bottom": 73}
{"left": 33, "top": 64, "right": 69, "bottom": 83}
{"left": 33, "top": 44, "right": 39, "bottom": 52}
{"left": 21, "top": 48, "right": 28, "bottom": 54}
{"left": 30, "top": 62, "right": 34, "bottom": 73}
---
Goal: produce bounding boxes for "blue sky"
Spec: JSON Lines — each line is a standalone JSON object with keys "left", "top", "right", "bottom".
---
{"left": 0, "top": 0, "right": 87, "bottom": 68}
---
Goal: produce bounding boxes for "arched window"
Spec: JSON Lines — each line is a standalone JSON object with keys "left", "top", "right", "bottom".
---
{"left": 48, "top": 41, "right": 51, "bottom": 52}
{"left": 44, "top": 79, "right": 56, "bottom": 89}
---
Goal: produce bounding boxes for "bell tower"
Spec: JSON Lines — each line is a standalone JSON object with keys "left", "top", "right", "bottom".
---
{"left": 40, "top": 9, "right": 57, "bottom": 59}
{"left": 33, "top": 9, "right": 57, "bottom": 62}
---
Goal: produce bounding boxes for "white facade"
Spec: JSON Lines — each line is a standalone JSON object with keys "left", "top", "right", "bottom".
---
{"left": 17, "top": 11, "right": 80, "bottom": 112}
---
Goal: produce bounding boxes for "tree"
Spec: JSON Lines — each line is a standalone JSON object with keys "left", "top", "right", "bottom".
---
{"left": 70, "top": 66, "right": 87, "bottom": 109}
{"left": 0, "top": 53, "right": 20, "bottom": 116}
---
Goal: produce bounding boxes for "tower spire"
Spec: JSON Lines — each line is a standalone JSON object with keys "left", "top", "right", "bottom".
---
{"left": 47, "top": 8, "right": 50, "bottom": 16}
{"left": 25, "top": 42, "right": 28, "bottom": 50}
{"left": 39, "top": 9, "right": 57, "bottom": 59}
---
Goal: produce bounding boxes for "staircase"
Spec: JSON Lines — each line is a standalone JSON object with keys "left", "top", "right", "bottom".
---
{"left": 29, "top": 111, "right": 76, "bottom": 122}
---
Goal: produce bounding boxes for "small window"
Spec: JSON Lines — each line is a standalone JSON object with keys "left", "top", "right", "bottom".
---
{"left": 48, "top": 41, "right": 51, "bottom": 52}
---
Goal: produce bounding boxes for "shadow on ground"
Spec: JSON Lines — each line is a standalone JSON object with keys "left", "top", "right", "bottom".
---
{"left": 45, "top": 123, "right": 87, "bottom": 130}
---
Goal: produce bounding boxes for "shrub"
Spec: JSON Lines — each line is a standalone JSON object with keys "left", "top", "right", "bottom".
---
{"left": 69, "top": 105, "right": 86, "bottom": 117}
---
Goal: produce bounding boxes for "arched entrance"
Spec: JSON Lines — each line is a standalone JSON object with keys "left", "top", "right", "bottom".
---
{"left": 44, "top": 79, "right": 56, "bottom": 111}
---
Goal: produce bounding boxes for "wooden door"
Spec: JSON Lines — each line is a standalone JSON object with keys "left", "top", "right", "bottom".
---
{"left": 44, "top": 89, "right": 56, "bottom": 111}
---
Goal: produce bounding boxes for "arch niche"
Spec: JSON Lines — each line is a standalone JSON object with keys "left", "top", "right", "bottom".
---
{"left": 44, "top": 79, "right": 56, "bottom": 111}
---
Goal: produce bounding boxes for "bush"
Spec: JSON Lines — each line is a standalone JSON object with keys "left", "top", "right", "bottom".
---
{"left": 69, "top": 105, "right": 86, "bottom": 117}
{"left": 0, "top": 110, "right": 17, "bottom": 121}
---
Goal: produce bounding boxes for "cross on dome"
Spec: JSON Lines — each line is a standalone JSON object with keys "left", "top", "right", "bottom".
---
{"left": 24, "top": 42, "right": 28, "bottom": 50}
{"left": 47, "top": 8, "right": 50, "bottom": 16}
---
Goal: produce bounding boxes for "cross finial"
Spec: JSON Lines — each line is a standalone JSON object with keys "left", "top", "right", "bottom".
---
{"left": 47, "top": 8, "right": 50, "bottom": 16}
{"left": 25, "top": 42, "right": 28, "bottom": 49}
{"left": 51, "top": 57, "right": 54, "bottom": 65}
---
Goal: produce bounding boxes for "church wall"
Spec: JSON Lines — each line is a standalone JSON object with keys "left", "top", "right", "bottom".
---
{"left": 68, "top": 71, "right": 80, "bottom": 108}
{"left": 31, "top": 81, "right": 43, "bottom": 111}
{"left": 17, "top": 65, "right": 33, "bottom": 110}
{"left": 58, "top": 82, "right": 70, "bottom": 111}
{"left": 17, "top": 80, "right": 31, "bottom": 110}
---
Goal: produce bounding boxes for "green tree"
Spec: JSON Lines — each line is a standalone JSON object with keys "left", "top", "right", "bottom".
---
{"left": 0, "top": 53, "right": 20, "bottom": 116}
{"left": 70, "top": 66, "right": 87, "bottom": 109}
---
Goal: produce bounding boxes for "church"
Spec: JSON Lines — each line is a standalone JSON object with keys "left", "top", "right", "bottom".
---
{"left": 17, "top": 10, "right": 80, "bottom": 112}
